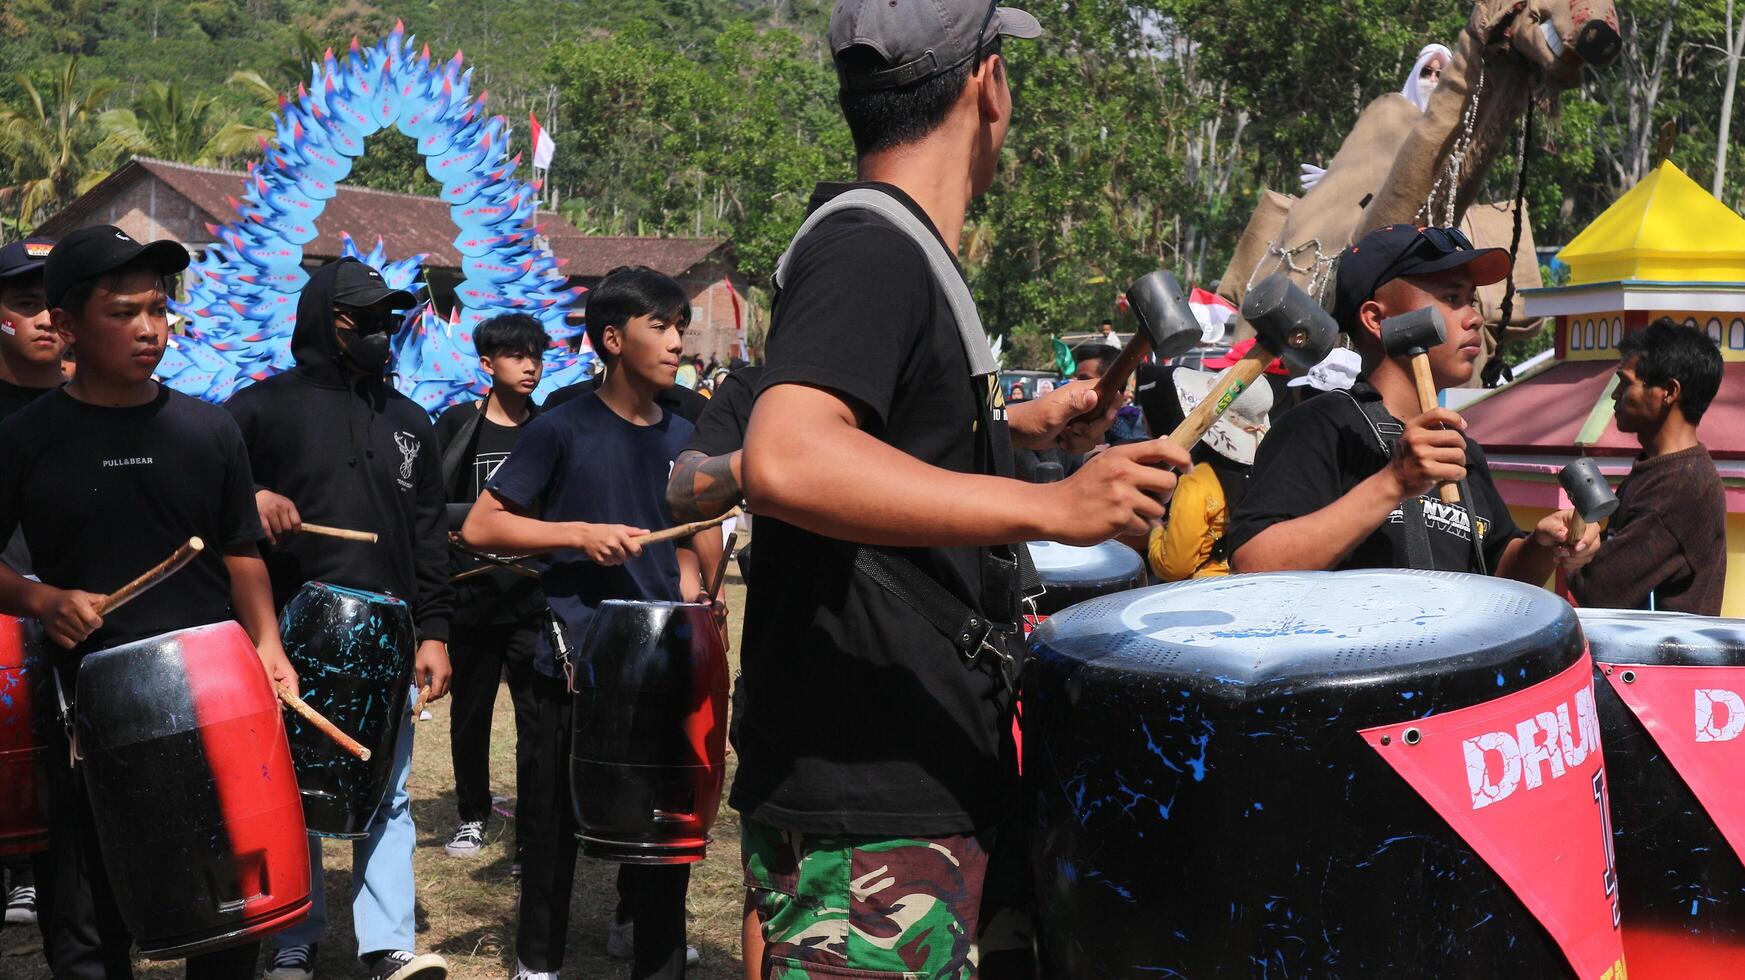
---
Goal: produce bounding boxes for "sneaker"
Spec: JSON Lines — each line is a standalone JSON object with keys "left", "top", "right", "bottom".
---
{"left": 365, "top": 950, "right": 448, "bottom": 980}
{"left": 510, "top": 962, "right": 557, "bottom": 980}
{"left": 443, "top": 821, "right": 485, "bottom": 857}
{"left": 509, "top": 861, "right": 522, "bottom": 880}
{"left": 603, "top": 922, "right": 698, "bottom": 966}
{"left": 264, "top": 943, "right": 316, "bottom": 980}
{"left": 4, "top": 885, "right": 34, "bottom": 925}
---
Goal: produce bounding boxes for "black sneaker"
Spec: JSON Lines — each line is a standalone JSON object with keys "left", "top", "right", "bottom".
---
{"left": 365, "top": 950, "right": 448, "bottom": 980}
{"left": 264, "top": 943, "right": 316, "bottom": 980}
{"left": 4, "top": 885, "right": 34, "bottom": 925}
{"left": 443, "top": 820, "right": 484, "bottom": 857}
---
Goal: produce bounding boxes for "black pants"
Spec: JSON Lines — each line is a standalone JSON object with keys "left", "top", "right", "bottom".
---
{"left": 516, "top": 675, "right": 690, "bottom": 978}
{"left": 38, "top": 722, "right": 260, "bottom": 979}
{"left": 448, "top": 618, "right": 540, "bottom": 851}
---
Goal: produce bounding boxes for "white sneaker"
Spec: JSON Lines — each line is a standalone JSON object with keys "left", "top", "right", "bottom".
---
{"left": 603, "top": 922, "right": 698, "bottom": 965}
{"left": 264, "top": 943, "right": 316, "bottom": 980}
{"left": 510, "top": 962, "right": 558, "bottom": 980}
{"left": 443, "top": 820, "right": 485, "bottom": 857}
{"left": 4, "top": 885, "right": 34, "bottom": 925}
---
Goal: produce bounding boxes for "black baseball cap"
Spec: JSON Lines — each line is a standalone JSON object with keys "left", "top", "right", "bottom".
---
{"left": 331, "top": 259, "right": 415, "bottom": 311}
{"left": 0, "top": 237, "right": 55, "bottom": 283}
{"left": 830, "top": 0, "right": 1042, "bottom": 91}
{"left": 44, "top": 225, "right": 189, "bottom": 308}
{"left": 1332, "top": 223, "right": 1511, "bottom": 327}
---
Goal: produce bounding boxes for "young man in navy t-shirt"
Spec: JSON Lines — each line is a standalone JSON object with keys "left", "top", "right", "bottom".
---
{"left": 462, "top": 266, "right": 715, "bottom": 980}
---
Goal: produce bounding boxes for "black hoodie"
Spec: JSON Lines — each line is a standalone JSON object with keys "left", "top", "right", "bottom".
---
{"left": 225, "top": 259, "right": 453, "bottom": 642}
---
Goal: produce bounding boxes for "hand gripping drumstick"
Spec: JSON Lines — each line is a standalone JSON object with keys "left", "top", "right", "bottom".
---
{"left": 275, "top": 685, "right": 372, "bottom": 760}
{"left": 1171, "top": 275, "right": 1339, "bottom": 451}
{"left": 1380, "top": 307, "right": 1460, "bottom": 505}
{"left": 1559, "top": 457, "right": 1620, "bottom": 544}
{"left": 95, "top": 537, "right": 205, "bottom": 616}
{"left": 410, "top": 684, "right": 432, "bottom": 724}
{"left": 300, "top": 523, "right": 378, "bottom": 543}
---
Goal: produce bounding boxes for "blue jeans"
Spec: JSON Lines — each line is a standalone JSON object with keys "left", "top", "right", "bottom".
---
{"left": 275, "top": 690, "right": 418, "bottom": 956}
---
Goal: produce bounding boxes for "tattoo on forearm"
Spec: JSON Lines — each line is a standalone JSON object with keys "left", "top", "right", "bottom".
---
{"left": 667, "top": 449, "right": 743, "bottom": 523}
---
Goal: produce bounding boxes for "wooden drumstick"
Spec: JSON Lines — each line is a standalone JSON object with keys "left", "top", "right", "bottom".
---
{"left": 640, "top": 508, "right": 740, "bottom": 547}
{"left": 300, "top": 523, "right": 379, "bottom": 543}
{"left": 411, "top": 684, "right": 431, "bottom": 724}
{"left": 276, "top": 685, "right": 371, "bottom": 761}
{"left": 95, "top": 537, "right": 205, "bottom": 616}
{"left": 708, "top": 531, "right": 739, "bottom": 600}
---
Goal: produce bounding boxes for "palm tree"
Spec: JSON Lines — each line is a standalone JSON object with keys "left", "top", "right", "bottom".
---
{"left": 229, "top": 29, "right": 328, "bottom": 113}
{"left": 98, "top": 82, "right": 267, "bottom": 166}
{"left": 0, "top": 57, "right": 116, "bottom": 227}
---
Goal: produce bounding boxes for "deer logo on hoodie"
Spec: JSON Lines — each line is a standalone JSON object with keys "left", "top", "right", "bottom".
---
{"left": 393, "top": 431, "right": 420, "bottom": 489}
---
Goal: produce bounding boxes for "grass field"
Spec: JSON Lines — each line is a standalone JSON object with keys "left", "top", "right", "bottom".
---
{"left": 0, "top": 574, "right": 752, "bottom": 980}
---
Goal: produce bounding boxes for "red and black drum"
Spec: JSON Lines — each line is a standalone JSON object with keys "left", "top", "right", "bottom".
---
{"left": 1025, "top": 571, "right": 1626, "bottom": 978}
{"left": 1580, "top": 608, "right": 1745, "bottom": 978}
{"left": 76, "top": 621, "right": 310, "bottom": 958}
{"left": 1027, "top": 539, "right": 1146, "bottom": 619}
{"left": 278, "top": 582, "right": 414, "bottom": 838}
{"left": 0, "top": 614, "right": 49, "bottom": 857}
{"left": 570, "top": 600, "right": 729, "bottom": 864}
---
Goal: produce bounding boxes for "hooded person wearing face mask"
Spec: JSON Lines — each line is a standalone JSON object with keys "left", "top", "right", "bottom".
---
{"left": 225, "top": 257, "right": 454, "bottom": 980}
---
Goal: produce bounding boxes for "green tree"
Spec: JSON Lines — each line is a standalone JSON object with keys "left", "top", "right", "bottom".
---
{"left": 0, "top": 57, "right": 116, "bottom": 227}
{"left": 98, "top": 81, "right": 267, "bottom": 166}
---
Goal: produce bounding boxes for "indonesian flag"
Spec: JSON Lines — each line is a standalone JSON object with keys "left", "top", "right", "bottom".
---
{"left": 529, "top": 112, "right": 556, "bottom": 171}
{"left": 1188, "top": 287, "right": 1238, "bottom": 343}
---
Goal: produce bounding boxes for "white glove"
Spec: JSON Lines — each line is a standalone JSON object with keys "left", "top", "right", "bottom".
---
{"left": 1298, "top": 163, "right": 1326, "bottom": 192}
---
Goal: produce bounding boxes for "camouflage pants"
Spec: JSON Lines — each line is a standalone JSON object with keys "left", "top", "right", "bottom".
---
{"left": 741, "top": 818, "right": 1033, "bottom": 979}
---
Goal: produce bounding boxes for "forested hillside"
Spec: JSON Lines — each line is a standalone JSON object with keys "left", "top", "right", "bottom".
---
{"left": 2, "top": 0, "right": 1740, "bottom": 359}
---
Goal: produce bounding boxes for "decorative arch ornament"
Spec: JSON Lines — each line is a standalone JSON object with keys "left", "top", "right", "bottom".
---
{"left": 160, "top": 22, "right": 593, "bottom": 414}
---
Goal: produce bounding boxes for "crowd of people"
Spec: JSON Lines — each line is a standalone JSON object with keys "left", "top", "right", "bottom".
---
{"left": 0, "top": 1, "right": 1732, "bottom": 979}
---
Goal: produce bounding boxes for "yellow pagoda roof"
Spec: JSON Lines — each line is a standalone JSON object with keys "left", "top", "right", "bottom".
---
{"left": 1560, "top": 160, "right": 1745, "bottom": 286}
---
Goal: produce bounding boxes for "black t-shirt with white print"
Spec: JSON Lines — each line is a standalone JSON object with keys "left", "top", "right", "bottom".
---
{"left": 1227, "top": 381, "right": 1522, "bottom": 573}
{"left": 0, "top": 386, "right": 264, "bottom": 659}
{"left": 434, "top": 402, "right": 546, "bottom": 626}
{"left": 731, "top": 182, "right": 1014, "bottom": 838}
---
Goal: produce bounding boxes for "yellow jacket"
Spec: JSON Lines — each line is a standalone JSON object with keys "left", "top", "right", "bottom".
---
{"left": 1147, "top": 463, "right": 1230, "bottom": 581}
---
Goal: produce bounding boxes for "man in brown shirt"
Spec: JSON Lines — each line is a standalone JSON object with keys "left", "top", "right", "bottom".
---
{"left": 1571, "top": 319, "right": 1728, "bottom": 614}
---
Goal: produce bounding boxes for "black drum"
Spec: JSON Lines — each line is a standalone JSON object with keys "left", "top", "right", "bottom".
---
{"left": 77, "top": 622, "right": 310, "bottom": 958}
{"left": 1027, "top": 540, "right": 1146, "bottom": 617}
{"left": 570, "top": 600, "right": 729, "bottom": 864}
{"left": 278, "top": 582, "right": 414, "bottom": 838}
{"left": 1580, "top": 608, "right": 1745, "bottom": 978}
{"left": 1026, "top": 571, "right": 1625, "bottom": 978}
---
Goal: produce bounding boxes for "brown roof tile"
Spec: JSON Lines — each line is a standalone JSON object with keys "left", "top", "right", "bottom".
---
{"left": 543, "top": 234, "right": 730, "bottom": 279}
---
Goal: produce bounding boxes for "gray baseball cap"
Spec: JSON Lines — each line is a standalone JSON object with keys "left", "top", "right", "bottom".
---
{"left": 830, "top": 0, "right": 1042, "bottom": 91}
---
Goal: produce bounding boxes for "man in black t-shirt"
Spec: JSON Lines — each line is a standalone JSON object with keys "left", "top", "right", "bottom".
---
{"left": 0, "top": 236, "right": 63, "bottom": 422}
{"left": 463, "top": 267, "right": 716, "bottom": 980}
{"left": 1228, "top": 223, "right": 1602, "bottom": 580}
{"left": 432, "top": 313, "right": 549, "bottom": 869}
{"left": 0, "top": 225, "right": 297, "bottom": 980}
{"left": 735, "top": 4, "right": 1188, "bottom": 977}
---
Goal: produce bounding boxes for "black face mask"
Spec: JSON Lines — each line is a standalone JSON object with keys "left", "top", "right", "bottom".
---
{"left": 337, "top": 327, "right": 392, "bottom": 373}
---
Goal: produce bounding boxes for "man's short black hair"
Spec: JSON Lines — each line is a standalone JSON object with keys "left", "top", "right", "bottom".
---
{"left": 837, "top": 39, "right": 1000, "bottom": 157}
{"left": 57, "top": 261, "right": 176, "bottom": 319}
{"left": 474, "top": 312, "right": 549, "bottom": 359}
{"left": 584, "top": 266, "right": 691, "bottom": 361}
{"left": 1619, "top": 318, "right": 1724, "bottom": 423}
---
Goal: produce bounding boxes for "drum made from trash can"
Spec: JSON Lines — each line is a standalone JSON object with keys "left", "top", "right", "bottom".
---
{"left": 570, "top": 600, "right": 729, "bottom": 864}
{"left": 278, "top": 582, "right": 413, "bottom": 838}
{"left": 1026, "top": 570, "right": 1626, "bottom": 978}
{"left": 0, "top": 615, "right": 49, "bottom": 856}
{"left": 1581, "top": 608, "right": 1745, "bottom": 978}
{"left": 1028, "top": 539, "right": 1146, "bottom": 617}
{"left": 76, "top": 621, "right": 310, "bottom": 959}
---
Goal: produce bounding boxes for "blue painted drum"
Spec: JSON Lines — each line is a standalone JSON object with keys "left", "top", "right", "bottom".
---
{"left": 277, "top": 582, "right": 414, "bottom": 838}
{"left": 1027, "top": 540, "right": 1146, "bottom": 617}
{"left": 1025, "top": 570, "right": 1592, "bottom": 978}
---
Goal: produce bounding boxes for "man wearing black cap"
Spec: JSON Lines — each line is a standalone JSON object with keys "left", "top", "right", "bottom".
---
{"left": 1228, "top": 224, "right": 1601, "bottom": 579}
{"left": 0, "top": 224, "right": 298, "bottom": 978}
{"left": 735, "top": 2, "right": 1188, "bottom": 976}
{"left": 0, "top": 236, "right": 63, "bottom": 421}
{"left": 226, "top": 258, "right": 452, "bottom": 980}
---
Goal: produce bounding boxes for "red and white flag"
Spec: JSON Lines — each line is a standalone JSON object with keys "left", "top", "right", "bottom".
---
{"left": 1188, "top": 287, "right": 1238, "bottom": 343}
{"left": 529, "top": 112, "right": 556, "bottom": 171}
